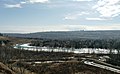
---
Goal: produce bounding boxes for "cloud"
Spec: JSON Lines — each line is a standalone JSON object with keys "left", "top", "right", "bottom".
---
{"left": 27, "top": 0, "right": 49, "bottom": 3}
{"left": 93, "top": 0, "right": 120, "bottom": 17}
{"left": 20, "top": 1, "right": 27, "bottom": 4}
{"left": 4, "top": 0, "right": 49, "bottom": 8}
{"left": 64, "top": 14, "right": 80, "bottom": 20}
{"left": 4, "top": 4, "right": 22, "bottom": 8}
{"left": 64, "top": 12, "right": 89, "bottom": 20}
{"left": 73, "top": 0, "right": 92, "bottom": 1}
{"left": 85, "top": 24, "right": 120, "bottom": 30}
{"left": 1, "top": 24, "right": 120, "bottom": 33}
{"left": 0, "top": 25, "right": 86, "bottom": 33}
{"left": 86, "top": 17, "right": 108, "bottom": 21}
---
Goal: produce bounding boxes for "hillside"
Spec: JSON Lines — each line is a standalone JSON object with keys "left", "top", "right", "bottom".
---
{"left": 0, "top": 62, "right": 15, "bottom": 74}
{"left": 5, "top": 30, "right": 120, "bottom": 40}
{"left": 0, "top": 36, "right": 120, "bottom": 74}
{"left": 0, "top": 36, "right": 9, "bottom": 40}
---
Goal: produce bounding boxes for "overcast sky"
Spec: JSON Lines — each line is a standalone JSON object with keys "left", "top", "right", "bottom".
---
{"left": 0, "top": 0, "right": 120, "bottom": 33}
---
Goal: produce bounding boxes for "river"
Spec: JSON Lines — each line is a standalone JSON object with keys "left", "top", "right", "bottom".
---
{"left": 14, "top": 43, "right": 119, "bottom": 54}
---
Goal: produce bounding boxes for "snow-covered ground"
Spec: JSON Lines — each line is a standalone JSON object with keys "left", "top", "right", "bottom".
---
{"left": 74, "top": 48, "right": 118, "bottom": 54}
{"left": 14, "top": 43, "right": 119, "bottom": 54}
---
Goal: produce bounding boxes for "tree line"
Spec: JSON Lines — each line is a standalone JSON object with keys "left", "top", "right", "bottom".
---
{"left": 30, "top": 39, "right": 120, "bottom": 50}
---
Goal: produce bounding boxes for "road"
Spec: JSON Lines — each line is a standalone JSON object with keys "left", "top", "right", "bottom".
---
{"left": 84, "top": 61, "right": 120, "bottom": 73}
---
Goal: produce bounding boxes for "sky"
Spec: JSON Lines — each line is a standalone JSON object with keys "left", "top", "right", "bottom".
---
{"left": 0, "top": 0, "right": 120, "bottom": 33}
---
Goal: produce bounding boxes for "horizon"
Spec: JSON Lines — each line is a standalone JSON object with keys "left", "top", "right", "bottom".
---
{"left": 2, "top": 30, "right": 120, "bottom": 34}
{"left": 0, "top": 0, "right": 120, "bottom": 33}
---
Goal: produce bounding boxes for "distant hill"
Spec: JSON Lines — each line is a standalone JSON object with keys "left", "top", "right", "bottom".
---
{"left": 4, "top": 30, "right": 120, "bottom": 40}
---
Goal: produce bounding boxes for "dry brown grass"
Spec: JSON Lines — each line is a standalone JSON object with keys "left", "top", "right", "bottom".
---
{"left": 0, "top": 62, "right": 15, "bottom": 74}
{"left": 0, "top": 36, "right": 9, "bottom": 40}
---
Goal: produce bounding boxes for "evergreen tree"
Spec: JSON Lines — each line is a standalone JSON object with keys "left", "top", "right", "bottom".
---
{"left": 0, "top": 33, "right": 3, "bottom": 36}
